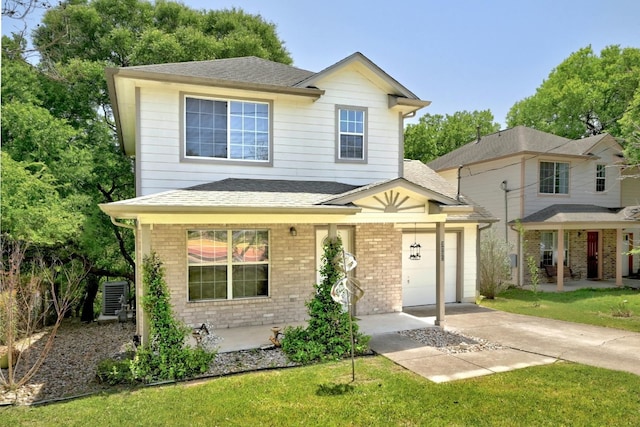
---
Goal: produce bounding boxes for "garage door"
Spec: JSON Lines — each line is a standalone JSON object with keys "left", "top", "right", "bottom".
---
{"left": 402, "top": 232, "right": 458, "bottom": 306}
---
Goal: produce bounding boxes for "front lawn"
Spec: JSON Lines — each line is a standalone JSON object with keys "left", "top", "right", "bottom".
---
{"left": 480, "top": 287, "right": 640, "bottom": 332}
{"left": 2, "top": 357, "right": 639, "bottom": 426}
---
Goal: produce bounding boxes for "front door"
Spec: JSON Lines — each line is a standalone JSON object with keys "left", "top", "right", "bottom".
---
{"left": 587, "top": 231, "right": 598, "bottom": 279}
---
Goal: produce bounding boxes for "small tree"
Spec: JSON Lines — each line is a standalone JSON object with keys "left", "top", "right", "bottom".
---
{"left": 478, "top": 230, "right": 511, "bottom": 299}
{"left": 130, "top": 252, "right": 215, "bottom": 382}
{"left": 1, "top": 239, "right": 85, "bottom": 394}
{"left": 282, "top": 237, "right": 369, "bottom": 364}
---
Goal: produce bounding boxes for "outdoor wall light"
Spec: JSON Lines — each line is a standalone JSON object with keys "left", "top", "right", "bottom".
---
{"left": 289, "top": 226, "right": 297, "bottom": 236}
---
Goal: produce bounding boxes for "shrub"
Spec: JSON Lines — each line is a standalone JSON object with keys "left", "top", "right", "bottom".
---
{"left": 129, "top": 252, "right": 216, "bottom": 383}
{"left": 478, "top": 230, "right": 511, "bottom": 299}
{"left": 281, "top": 236, "right": 369, "bottom": 364}
{"left": 96, "top": 357, "right": 135, "bottom": 385}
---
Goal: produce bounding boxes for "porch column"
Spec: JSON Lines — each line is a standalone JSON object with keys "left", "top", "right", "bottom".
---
{"left": 435, "top": 221, "right": 446, "bottom": 326}
{"left": 328, "top": 224, "right": 338, "bottom": 241}
{"left": 556, "top": 226, "right": 564, "bottom": 291}
{"left": 616, "top": 228, "right": 623, "bottom": 286}
{"left": 137, "top": 223, "right": 151, "bottom": 346}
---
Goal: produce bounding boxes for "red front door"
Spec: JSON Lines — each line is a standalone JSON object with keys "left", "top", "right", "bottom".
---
{"left": 587, "top": 231, "right": 598, "bottom": 279}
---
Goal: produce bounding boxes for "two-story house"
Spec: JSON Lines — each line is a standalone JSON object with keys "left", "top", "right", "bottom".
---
{"left": 428, "top": 126, "right": 640, "bottom": 290}
{"left": 99, "top": 53, "right": 496, "bottom": 342}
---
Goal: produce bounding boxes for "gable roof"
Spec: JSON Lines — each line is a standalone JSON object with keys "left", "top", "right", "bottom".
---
{"left": 427, "top": 126, "right": 618, "bottom": 172}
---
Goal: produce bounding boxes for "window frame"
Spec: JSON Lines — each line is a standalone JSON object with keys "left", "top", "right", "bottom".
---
{"left": 180, "top": 92, "right": 273, "bottom": 166}
{"left": 187, "top": 229, "right": 270, "bottom": 302}
{"left": 539, "top": 231, "right": 569, "bottom": 266}
{"left": 335, "top": 105, "right": 368, "bottom": 164}
{"left": 539, "top": 161, "right": 569, "bottom": 195}
{"left": 595, "top": 164, "right": 606, "bottom": 192}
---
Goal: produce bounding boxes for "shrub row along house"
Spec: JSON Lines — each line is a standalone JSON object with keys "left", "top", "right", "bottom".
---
{"left": 100, "top": 53, "right": 496, "bottom": 343}
{"left": 428, "top": 126, "right": 640, "bottom": 290}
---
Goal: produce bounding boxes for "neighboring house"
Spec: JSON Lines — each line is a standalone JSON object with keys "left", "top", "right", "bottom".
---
{"left": 100, "top": 53, "right": 496, "bottom": 343}
{"left": 428, "top": 126, "right": 640, "bottom": 290}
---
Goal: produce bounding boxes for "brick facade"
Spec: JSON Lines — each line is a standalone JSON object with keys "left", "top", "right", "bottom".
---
{"left": 148, "top": 223, "right": 403, "bottom": 329}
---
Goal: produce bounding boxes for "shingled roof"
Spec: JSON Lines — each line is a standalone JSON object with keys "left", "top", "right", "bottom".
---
{"left": 100, "top": 162, "right": 496, "bottom": 222}
{"left": 427, "top": 126, "right": 613, "bottom": 172}
{"left": 515, "top": 204, "right": 640, "bottom": 225}
{"left": 121, "top": 56, "right": 316, "bottom": 88}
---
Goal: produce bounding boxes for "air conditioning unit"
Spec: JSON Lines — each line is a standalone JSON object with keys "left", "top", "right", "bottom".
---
{"left": 102, "top": 281, "right": 129, "bottom": 316}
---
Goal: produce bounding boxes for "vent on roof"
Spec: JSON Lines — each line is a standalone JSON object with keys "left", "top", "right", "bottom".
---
{"left": 102, "top": 281, "right": 129, "bottom": 316}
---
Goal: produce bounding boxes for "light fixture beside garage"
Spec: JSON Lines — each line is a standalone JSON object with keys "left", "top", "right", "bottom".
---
{"left": 409, "top": 223, "right": 421, "bottom": 260}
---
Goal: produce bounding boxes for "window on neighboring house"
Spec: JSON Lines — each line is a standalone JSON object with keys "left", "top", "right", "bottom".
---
{"left": 539, "top": 231, "right": 569, "bottom": 266}
{"left": 187, "top": 229, "right": 269, "bottom": 301}
{"left": 184, "top": 96, "right": 270, "bottom": 161}
{"left": 539, "top": 161, "right": 569, "bottom": 194}
{"left": 596, "top": 164, "right": 606, "bottom": 192}
{"left": 336, "top": 106, "right": 367, "bottom": 162}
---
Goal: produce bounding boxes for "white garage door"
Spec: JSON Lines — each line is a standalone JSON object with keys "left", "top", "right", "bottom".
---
{"left": 402, "top": 232, "right": 458, "bottom": 306}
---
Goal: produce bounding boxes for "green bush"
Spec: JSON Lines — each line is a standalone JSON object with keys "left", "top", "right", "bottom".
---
{"left": 281, "top": 237, "right": 369, "bottom": 364}
{"left": 478, "top": 230, "right": 511, "bottom": 299}
{"left": 130, "top": 252, "right": 216, "bottom": 382}
{"left": 96, "top": 357, "right": 135, "bottom": 385}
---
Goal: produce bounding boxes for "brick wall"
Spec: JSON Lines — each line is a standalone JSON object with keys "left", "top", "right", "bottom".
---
{"left": 148, "top": 222, "right": 404, "bottom": 330}
{"left": 353, "top": 223, "right": 403, "bottom": 315}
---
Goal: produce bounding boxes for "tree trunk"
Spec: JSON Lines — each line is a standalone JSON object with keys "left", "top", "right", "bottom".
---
{"left": 81, "top": 273, "right": 100, "bottom": 322}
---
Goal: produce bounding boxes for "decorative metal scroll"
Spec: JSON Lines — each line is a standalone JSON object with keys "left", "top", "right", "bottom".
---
{"left": 331, "top": 250, "right": 364, "bottom": 312}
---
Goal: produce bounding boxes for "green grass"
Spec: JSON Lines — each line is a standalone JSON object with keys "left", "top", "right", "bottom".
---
{"left": 2, "top": 357, "right": 639, "bottom": 426}
{"left": 480, "top": 287, "right": 640, "bottom": 332}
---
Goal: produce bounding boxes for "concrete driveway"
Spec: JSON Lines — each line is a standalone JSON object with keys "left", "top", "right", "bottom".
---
{"left": 440, "top": 305, "right": 640, "bottom": 376}
{"left": 371, "top": 304, "right": 640, "bottom": 382}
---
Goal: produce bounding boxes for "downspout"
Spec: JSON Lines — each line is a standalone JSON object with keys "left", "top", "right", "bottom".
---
{"left": 457, "top": 165, "right": 464, "bottom": 202}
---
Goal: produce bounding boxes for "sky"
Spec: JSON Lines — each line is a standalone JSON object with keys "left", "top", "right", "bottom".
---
{"left": 3, "top": 0, "right": 639, "bottom": 128}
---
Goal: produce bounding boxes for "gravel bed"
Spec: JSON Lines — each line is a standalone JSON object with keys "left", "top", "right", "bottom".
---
{"left": 0, "top": 319, "right": 297, "bottom": 406}
{"left": 398, "top": 328, "right": 505, "bottom": 353}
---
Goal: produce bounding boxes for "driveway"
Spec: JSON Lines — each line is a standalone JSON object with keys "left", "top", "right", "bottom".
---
{"left": 440, "top": 305, "right": 640, "bottom": 376}
{"left": 365, "top": 304, "right": 640, "bottom": 382}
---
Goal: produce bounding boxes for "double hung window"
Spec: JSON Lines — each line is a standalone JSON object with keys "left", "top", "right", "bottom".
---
{"left": 595, "top": 164, "right": 606, "bottom": 192}
{"left": 185, "top": 96, "right": 269, "bottom": 161}
{"left": 187, "top": 230, "right": 269, "bottom": 301}
{"left": 539, "top": 161, "right": 569, "bottom": 194}
{"left": 336, "top": 106, "right": 367, "bottom": 162}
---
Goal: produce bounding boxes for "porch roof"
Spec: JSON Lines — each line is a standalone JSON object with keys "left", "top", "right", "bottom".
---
{"left": 99, "top": 163, "right": 497, "bottom": 223}
{"left": 513, "top": 204, "right": 640, "bottom": 228}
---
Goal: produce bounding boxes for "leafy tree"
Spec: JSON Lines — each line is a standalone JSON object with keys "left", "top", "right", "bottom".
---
{"left": 3, "top": 0, "right": 293, "bottom": 322}
{"left": 507, "top": 45, "right": 640, "bottom": 140}
{"left": 404, "top": 110, "right": 500, "bottom": 163}
{"left": 33, "top": 0, "right": 292, "bottom": 67}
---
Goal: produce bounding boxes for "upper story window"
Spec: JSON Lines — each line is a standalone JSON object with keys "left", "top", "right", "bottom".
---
{"left": 595, "top": 164, "right": 606, "bottom": 192}
{"left": 539, "top": 161, "right": 569, "bottom": 194}
{"left": 184, "top": 96, "right": 270, "bottom": 162}
{"left": 187, "top": 229, "right": 269, "bottom": 301}
{"left": 336, "top": 105, "right": 367, "bottom": 163}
